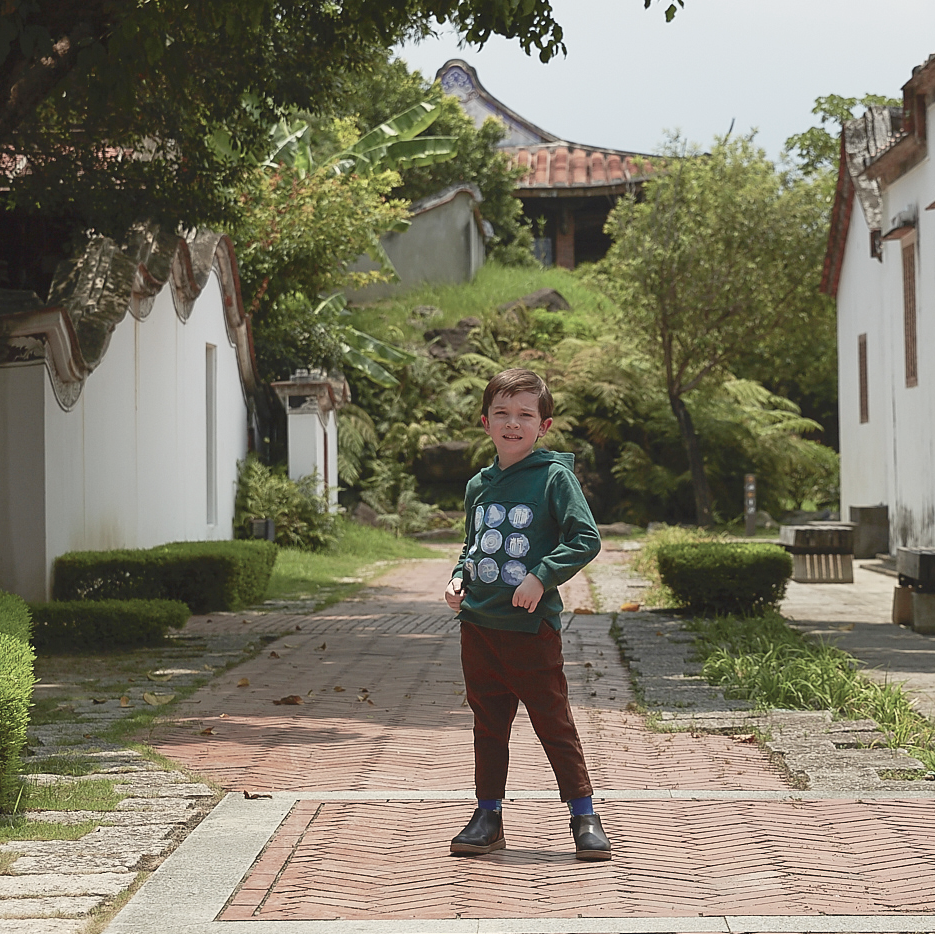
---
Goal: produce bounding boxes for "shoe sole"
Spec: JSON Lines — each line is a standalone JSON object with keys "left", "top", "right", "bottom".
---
{"left": 575, "top": 849, "right": 612, "bottom": 861}
{"left": 450, "top": 837, "right": 506, "bottom": 856}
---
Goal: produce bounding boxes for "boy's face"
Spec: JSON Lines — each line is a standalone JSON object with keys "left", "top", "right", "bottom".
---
{"left": 481, "top": 390, "right": 552, "bottom": 469}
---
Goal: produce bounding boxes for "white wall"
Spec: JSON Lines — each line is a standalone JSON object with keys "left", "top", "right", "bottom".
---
{"left": 881, "top": 136, "right": 935, "bottom": 548}
{"left": 32, "top": 269, "right": 248, "bottom": 600}
{"left": 346, "top": 191, "right": 485, "bottom": 302}
{"left": 838, "top": 99, "right": 935, "bottom": 551}
{"left": 836, "top": 195, "right": 890, "bottom": 520}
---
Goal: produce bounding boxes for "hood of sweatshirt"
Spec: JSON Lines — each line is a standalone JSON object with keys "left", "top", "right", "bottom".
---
{"left": 480, "top": 449, "right": 575, "bottom": 484}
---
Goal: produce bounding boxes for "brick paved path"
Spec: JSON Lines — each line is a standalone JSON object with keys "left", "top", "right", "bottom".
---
{"left": 107, "top": 557, "right": 935, "bottom": 933}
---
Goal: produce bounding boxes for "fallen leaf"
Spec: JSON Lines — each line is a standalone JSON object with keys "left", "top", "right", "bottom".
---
{"left": 142, "top": 692, "right": 176, "bottom": 706}
{"left": 243, "top": 790, "right": 273, "bottom": 800}
{"left": 732, "top": 733, "right": 758, "bottom": 744}
{"left": 573, "top": 606, "right": 594, "bottom": 614}
{"left": 237, "top": 678, "right": 250, "bottom": 688}
{"left": 83, "top": 733, "right": 92, "bottom": 739}
{"left": 359, "top": 687, "right": 369, "bottom": 693}
{"left": 333, "top": 686, "right": 345, "bottom": 692}
{"left": 367, "top": 699, "right": 375, "bottom": 706}
{"left": 203, "top": 664, "right": 214, "bottom": 671}
{"left": 357, "top": 695, "right": 368, "bottom": 702}
{"left": 295, "top": 625, "right": 302, "bottom": 631}
{"left": 147, "top": 671, "right": 172, "bottom": 682}
{"left": 91, "top": 698, "right": 107, "bottom": 705}
{"left": 282, "top": 643, "right": 295, "bottom": 648}
{"left": 835, "top": 622, "right": 855, "bottom": 631}
{"left": 584, "top": 662, "right": 593, "bottom": 668}
{"left": 404, "top": 694, "right": 411, "bottom": 699}
{"left": 242, "top": 619, "right": 248, "bottom": 624}
{"left": 200, "top": 727, "right": 217, "bottom": 735}
{"left": 461, "top": 697, "right": 469, "bottom": 706}
{"left": 119, "top": 696, "right": 131, "bottom": 708}
{"left": 620, "top": 602, "right": 641, "bottom": 612}
{"left": 268, "top": 651, "right": 280, "bottom": 659}
{"left": 273, "top": 695, "right": 303, "bottom": 705}
{"left": 316, "top": 642, "right": 326, "bottom": 651}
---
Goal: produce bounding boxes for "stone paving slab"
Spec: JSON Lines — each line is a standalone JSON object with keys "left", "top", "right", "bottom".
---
{"left": 0, "top": 896, "right": 102, "bottom": 919}
{"left": 0, "top": 920, "right": 88, "bottom": 934}
{"left": 0, "top": 873, "right": 135, "bottom": 898}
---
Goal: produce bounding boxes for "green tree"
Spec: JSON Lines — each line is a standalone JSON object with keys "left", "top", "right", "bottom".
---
{"left": 784, "top": 93, "right": 901, "bottom": 180}
{"left": 590, "top": 134, "right": 830, "bottom": 526}
{"left": 0, "top": 0, "right": 567, "bottom": 248}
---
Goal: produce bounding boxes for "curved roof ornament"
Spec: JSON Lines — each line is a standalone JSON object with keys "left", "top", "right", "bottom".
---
{"left": 0, "top": 225, "right": 259, "bottom": 411}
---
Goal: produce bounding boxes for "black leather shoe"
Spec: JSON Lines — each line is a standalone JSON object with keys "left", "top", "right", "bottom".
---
{"left": 570, "top": 813, "right": 612, "bottom": 861}
{"left": 450, "top": 808, "right": 505, "bottom": 855}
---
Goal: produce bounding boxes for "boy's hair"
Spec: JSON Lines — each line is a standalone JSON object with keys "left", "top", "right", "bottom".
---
{"left": 482, "top": 368, "right": 554, "bottom": 420}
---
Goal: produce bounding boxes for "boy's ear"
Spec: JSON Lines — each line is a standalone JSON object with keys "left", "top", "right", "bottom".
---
{"left": 537, "top": 417, "right": 553, "bottom": 438}
{"left": 481, "top": 415, "right": 490, "bottom": 435}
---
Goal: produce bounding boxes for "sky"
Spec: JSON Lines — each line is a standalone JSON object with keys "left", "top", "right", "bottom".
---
{"left": 397, "top": 0, "right": 935, "bottom": 161}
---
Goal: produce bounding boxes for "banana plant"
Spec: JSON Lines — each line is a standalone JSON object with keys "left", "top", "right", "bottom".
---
{"left": 264, "top": 95, "right": 457, "bottom": 180}
{"left": 313, "top": 293, "right": 416, "bottom": 389}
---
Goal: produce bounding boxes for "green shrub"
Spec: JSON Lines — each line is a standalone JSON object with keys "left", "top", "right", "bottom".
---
{"left": 29, "top": 599, "right": 189, "bottom": 652}
{"left": 52, "top": 540, "right": 278, "bottom": 613}
{"left": 631, "top": 525, "right": 722, "bottom": 607}
{"left": 234, "top": 456, "right": 337, "bottom": 551}
{"left": 0, "top": 592, "right": 35, "bottom": 811}
{"left": 656, "top": 542, "right": 792, "bottom": 615}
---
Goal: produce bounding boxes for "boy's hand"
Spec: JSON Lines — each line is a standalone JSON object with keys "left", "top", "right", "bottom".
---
{"left": 512, "top": 573, "right": 544, "bottom": 613}
{"left": 445, "top": 578, "right": 465, "bottom": 610}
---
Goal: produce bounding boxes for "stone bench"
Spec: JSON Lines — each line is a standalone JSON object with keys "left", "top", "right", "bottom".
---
{"left": 780, "top": 523, "right": 855, "bottom": 584}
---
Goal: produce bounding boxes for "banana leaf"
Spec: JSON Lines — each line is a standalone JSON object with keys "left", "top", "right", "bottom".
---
{"left": 340, "top": 345, "right": 400, "bottom": 388}
{"left": 352, "top": 137, "right": 458, "bottom": 174}
{"left": 348, "top": 96, "right": 443, "bottom": 156}
{"left": 342, "top": 327, "right": 416, "bottom": 366}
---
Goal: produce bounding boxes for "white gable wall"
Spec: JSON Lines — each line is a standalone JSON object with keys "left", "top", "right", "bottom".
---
{"left": 880, "top": 116, "right": 935, "bottom": 549}
{"left": 3, "top": 269, "right": 249, "bottom": 601}
{"left": 838, "top": 98, "right": 935, "bottom": 551}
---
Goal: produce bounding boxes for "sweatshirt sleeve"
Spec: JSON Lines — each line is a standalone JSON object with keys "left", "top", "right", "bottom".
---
{"left": 450, "top": 478, "right": 478, "bottom": 581}
{"left": 528, "top": 467, "right": 601, "bottom": 590}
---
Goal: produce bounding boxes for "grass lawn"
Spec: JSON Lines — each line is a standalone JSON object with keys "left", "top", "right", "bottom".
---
{"left": 345, "top": 261, "right": 619, "bottom": 347}
{"left": 266, "top": 519, "right": 438, "bottom": 606}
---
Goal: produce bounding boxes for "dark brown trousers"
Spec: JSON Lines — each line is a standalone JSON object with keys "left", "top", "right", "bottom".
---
{"left": 460, "top": 619, "right": 593, "bottom": 802}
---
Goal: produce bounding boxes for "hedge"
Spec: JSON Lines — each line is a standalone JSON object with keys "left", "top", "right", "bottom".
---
{"left": 29, "top": 599, "right": 190, "bottom": 653}
{"left": 52, "top": 540, "right": 278, "bottom": 613}
{"left": 0, "top": 592, "right": 35, "bottom": 811}
{"left": 656, "top": 542, "right": 793, "bottom": 616}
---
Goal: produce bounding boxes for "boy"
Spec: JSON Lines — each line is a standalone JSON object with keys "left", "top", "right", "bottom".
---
{"left": 444, "top": 367, "right": 611, "bottom": 861}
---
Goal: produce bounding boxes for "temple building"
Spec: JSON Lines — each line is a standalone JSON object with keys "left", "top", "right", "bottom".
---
{"left": 438, "top": 59, "right": 655, "bottom": 268}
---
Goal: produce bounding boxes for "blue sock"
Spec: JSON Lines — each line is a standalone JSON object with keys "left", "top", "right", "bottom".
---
{"left": 568, "top": 796, "right": 594, "bottom": 816}
{"left": 478, "top": 798, "right": 501, "bottom": 811}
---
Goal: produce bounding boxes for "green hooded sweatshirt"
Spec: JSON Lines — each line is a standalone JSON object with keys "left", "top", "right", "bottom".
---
{"left": 451, "top": 449, "right": 601, "bottom": 633}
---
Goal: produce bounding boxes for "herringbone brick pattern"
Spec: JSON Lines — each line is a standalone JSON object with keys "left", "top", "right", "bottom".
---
{"left": 155, "top": 609, "right": 787, "bottom": 794}
{"left": 220, "top": 798, "right": 935, "bottom": 920}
